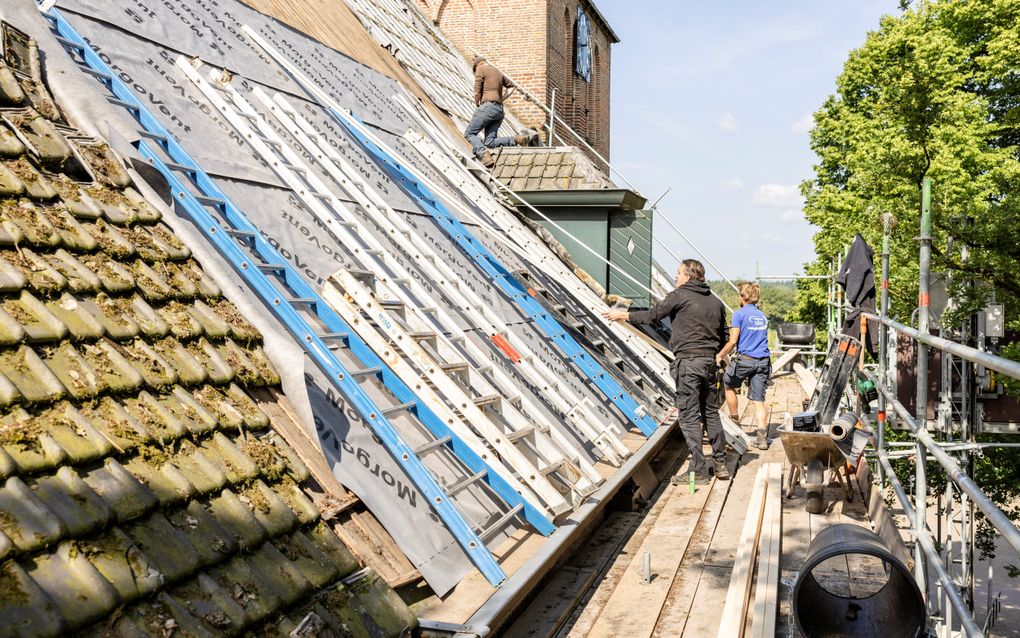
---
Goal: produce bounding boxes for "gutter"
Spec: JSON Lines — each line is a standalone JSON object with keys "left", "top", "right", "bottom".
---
{"left": 426, "top": 420, "right": 676, "bottom": 636}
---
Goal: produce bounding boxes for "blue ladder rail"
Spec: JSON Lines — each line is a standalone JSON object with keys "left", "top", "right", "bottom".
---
{"left": 43, "top": 6, "right": 554, "bottom": 587}
{"left": 331, "top": 112, "right": 658, "bottom": 437}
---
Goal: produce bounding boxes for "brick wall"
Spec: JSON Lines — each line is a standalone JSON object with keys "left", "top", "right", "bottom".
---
{"left": 416, "top": 0, "right": 613, "bottom": 162}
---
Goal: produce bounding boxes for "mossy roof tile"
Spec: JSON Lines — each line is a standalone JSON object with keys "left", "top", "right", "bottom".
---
{"left": 0, "top": 34, "right": 414, "bottom": 637}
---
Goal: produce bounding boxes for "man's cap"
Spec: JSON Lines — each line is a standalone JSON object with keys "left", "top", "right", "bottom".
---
{"left": 473, "top": 54, "right": 486, "bottom": 69}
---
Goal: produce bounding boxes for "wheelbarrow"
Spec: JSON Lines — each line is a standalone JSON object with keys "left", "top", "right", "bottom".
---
{"left": 778, "top": 426, "right": 855, "bottom": 514}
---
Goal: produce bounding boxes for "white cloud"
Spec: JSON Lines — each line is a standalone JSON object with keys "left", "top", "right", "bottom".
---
{"left": 780, "top": 208, "right": 803, "bottom": 222}
{"left": 717, "top": 112, "right": 739, "bottom": 132}
{"left": 790, "top": 112, "right": 814, "bottom": 135}
{"left": 723, "top": 177, "right": 744, "bottom": 191}
{"left": 754, "top": 183, "right": 803, "bottom": 208}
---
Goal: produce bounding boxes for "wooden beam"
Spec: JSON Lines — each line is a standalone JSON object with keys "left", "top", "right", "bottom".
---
{"left": 772, "top": 348, "right": 803, "bottom": 372}
{"left": 716, "top": 465, "right": 770, "bottom": 638}
{"left": 750, "top": 464, "right": 782, "bottom": 638}
{"left": 793, "top": 362, "right": 818, "bottom": 399}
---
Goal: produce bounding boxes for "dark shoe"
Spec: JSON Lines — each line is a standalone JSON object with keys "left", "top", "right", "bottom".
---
{"left": 713, "top": 459, "right": 730, "bottom": 480}
{"left": 671, "top": 471, "right": 711, "bottom": 487}
{"left": 755, "top": 430, "right": 769, "bottom": 450}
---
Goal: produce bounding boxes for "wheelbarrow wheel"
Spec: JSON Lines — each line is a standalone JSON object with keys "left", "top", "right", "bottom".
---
{"left": 805, "top": 489, "right": 824, "bottom": 514}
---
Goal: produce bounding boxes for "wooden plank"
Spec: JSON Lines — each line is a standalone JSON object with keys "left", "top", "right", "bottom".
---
{"left": 651, "top": 471, "right": 733, "bottom": 636}
{"left": 772, "top": 348, "right": 803, "bottom": 371}
{"left": 792, "top": 362, "right": 818, "bottom": 398}
{"left": 750, "top": 464, "right": 782, "bottom": 638}
{"left": 704, "top": 452, "right": 767, "bottom": 568}
{"left": 586, "top": 478, "right": 716, "bottom": 638}
{"left": 715, "top": 465, "right": 770, "bottom": 638}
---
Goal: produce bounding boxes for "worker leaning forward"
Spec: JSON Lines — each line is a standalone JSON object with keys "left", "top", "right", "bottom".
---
{"left": 717, "top": 282, "right": 771, "bottom": 451}
{"left": 465, "top": 55, "right": 532, "bottom": 168}
{"left": 604, "top": 259, "right": 729, "bottom": 485}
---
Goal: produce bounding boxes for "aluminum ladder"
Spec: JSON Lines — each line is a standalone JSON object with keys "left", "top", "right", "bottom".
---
{"left": 255, "top": 90, "right": 629, "bottom": 468}
{"left": 241, "top": 28, "right": 658, "bottom": 438}
{"left": 43, "top": 6, "right": 553, "bottom": 587}
{"left": 175, "top": 57, "right": 601, "bottom": 511}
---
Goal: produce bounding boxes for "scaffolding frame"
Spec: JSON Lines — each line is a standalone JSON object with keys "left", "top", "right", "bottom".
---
{"left": 854, "top": 179, "right": 1020, "bottom": 637}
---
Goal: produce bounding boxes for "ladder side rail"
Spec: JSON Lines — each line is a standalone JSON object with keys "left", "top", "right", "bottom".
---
{"left": 263, "top": 91, "right": 627, "bottom": 467}
{"left": 43, "top": 8, "right": 547, "bottom": 584}
{"left": 401, "top": 126, "right": 675, "bottom": 391}
{"left": 177, "top": 59, "right": 569, "bottom": 513}
{"left": 240, "top": 25, "right": 657, "bottom": 436}
{"left": 323, "top": 271, "right": 572, "bottom": 514}
{"left": 333, "top": 110, "right": 658, "bottom": 436}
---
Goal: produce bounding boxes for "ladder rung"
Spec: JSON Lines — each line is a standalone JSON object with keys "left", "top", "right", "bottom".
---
{"left": 347, "top": 269, "right": 376, "bottom": 282}
{"left": 473, "top": 394, "right": 501, "bottom": 408}
{"left": 569, "top": 321, "right": 585, "bottom": 331}
{"left": 553, "top": 304, "right": 567, "bottom": 313}
{"left": 382, "top": 401, "right": 416, "bottom": 417}
{"left": 80, "top": 65, "right": 112, "bottom": 81}
{"left": 409, "top": 331, "right": 437, "bottom": 341}
{"left": 475, "top": 364, "right": 492, "bottom": 374}
{"left": 138, "top": 130, "right": 168, "bottom": 143}
{"left": 609, "top": 356, "right": 624, "bottom": 367}
{"left": 478, "top": 504, "right": 524, "bottom": 543}
{"left": 106, "top": 97, "right": 140, "bottom": 112}
{"left": 164, "top": 160, "right": 196, "bottom": 174}
{"left": 419, "top": 306, "right": 438, "bottom": 314}
{"left": 449, "top": 335, "right": 465, "bottom": 344}
{"left": 194, "top": 194, "right": 226, "bottom": 207}
{"left": 505, "top": 426, "right": 534, "bottom": 443}
{"left": 414, "top": 435, "right": 451, "bottom": 455}
{"left": 539, "top": 460, "right": 565, "bottom": 476}
{"left": 288, "top": 297, "right": 317, "bottom": 306}
{"left": 446, "top": 470, "right": 487, "bottom": 497}
{"left": 365, "top": 249, "right": 384, "bottom": 257}
{"left": 349, "top": 366, "right": 381, "bottom": 379}
{"left": 440, "top": 362, "right": 469, "bottom": 374}
{"left": 590, "top": 339, "right": 606, "bottom": 349}
{"left": 338, "top": 221, "right": 358, "bottom": 228}
{"left": 257, "top": 263, "right": 287, "bottom": 273}
{"left": 226, "top": 228, "right": 256, "bottom": 239}
{"left": 238, "top": 111, "right": 258, "bottom": 122}
{"left": 391, "top": 277, "right": 410, "bottom": 285}
{"left": 318, "top": 331, "right": 349, "bottom": 341}
{"left": 55, "top": 35, "right": 86, "bottom": 52}
{"left": 378, "top": 299, "right": 405, "bottom": 308}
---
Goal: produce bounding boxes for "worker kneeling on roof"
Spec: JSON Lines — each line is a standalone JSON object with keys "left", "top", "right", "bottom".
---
{"left": 604, "top": 259, "right": 730, "bottom": 485}
{"left": 717, "top": 282, "right": 771, "bottom": 451}
{"left": 465, "top": 55, "right": 534, "bottom": 168}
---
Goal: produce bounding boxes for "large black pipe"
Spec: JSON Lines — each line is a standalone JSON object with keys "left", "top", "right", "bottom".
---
{"left": 793, "top": 524, "right": 925, "bottom": 638}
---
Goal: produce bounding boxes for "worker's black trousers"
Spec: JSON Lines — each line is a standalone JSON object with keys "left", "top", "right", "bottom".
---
{"left": 671, "top": 356, "right": 726, "bottom": 474}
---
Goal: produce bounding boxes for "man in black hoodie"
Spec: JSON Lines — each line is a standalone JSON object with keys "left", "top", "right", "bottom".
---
{"left": 604, "top": 259, "right": 729, "bottom": 483}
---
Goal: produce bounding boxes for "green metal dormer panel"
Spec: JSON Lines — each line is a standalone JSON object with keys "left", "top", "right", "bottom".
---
{"left": 609, "top": 210, "right": 653, "bottom": 307}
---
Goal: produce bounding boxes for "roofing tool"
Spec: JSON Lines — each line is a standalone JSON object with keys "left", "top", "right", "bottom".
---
{"left": 43, "top": 6, "right": 553, "bottom": 587}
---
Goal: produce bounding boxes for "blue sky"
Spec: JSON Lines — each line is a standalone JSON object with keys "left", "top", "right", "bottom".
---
{"left": 596, "top": 1, "right": 897, "bottom": 280}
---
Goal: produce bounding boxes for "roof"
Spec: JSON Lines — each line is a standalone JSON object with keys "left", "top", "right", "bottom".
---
{"left": 583, "top": 0, "right": 621, "bottom": 44}
{"left": 491, "top": 146, "right": 616, "bottom": 192}
{"left": 0, "top": 42, "right": 415, "bottom": 637}
{"left": 511, "top": 188, "right": 647, "bottom": 211}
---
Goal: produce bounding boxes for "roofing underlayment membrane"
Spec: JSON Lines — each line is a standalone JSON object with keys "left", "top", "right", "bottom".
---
{"left": 0, "top": 0, "right": 677, "bottom": 630}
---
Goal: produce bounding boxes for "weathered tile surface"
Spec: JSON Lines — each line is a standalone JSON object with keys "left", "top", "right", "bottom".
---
{"left": 0, "top": 37, "right": 416, "bottom": 638}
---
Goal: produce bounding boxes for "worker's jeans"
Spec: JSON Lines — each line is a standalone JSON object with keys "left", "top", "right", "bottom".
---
{"left": 672, "top": 356, "right": 726, "bottom": 474}
{"left": 465, "top": 102, "right": 514, "bottom": 158}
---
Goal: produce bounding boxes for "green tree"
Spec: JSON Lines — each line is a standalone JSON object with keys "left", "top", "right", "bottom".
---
{"left": 796, "top": 0, "right": 1020, "bottom": 567}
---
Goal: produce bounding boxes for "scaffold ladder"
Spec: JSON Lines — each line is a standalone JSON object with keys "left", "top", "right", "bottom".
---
{"left": 257, "top": 90, "right": 628, "bottom": 467}
{"left": 241, "top": 28, "right": 658, "bottom": 437}
{"left": 176, "top": 56, "right": 597, "bottom": 511}
{"left": 43, "top": 6, "right": 553, "bottom": 587}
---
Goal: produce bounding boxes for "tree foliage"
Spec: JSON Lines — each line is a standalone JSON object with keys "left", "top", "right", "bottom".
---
{"left": 797, "top": 0, "right": 1020, "bottom": 566}
{"left": 708, "top": 280, "right": 797, "bottom": 325}
{"left": 796, "top": 0, "right": 1020, "bottom": 333}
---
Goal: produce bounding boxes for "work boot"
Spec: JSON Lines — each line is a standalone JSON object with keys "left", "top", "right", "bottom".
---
{"left": 713, "top": 458, "right": 730, "bottom": 480}
{"left": 671, "top": 470, "right": 710, "bottom": 487}
{"left": 755, "top": 429, "right": 769, "bottom": 450}
{"left": 480, "top": 150, "right": 495, "bottom": 168}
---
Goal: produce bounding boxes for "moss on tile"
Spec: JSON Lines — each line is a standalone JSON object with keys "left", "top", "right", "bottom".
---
{"left": 0, "top": 561, "right": 29, "bottom": 606}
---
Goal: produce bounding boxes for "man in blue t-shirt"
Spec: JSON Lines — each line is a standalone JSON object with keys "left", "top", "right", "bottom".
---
{"left": 716, "top": 282, "right": 771, "bottom": 450}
